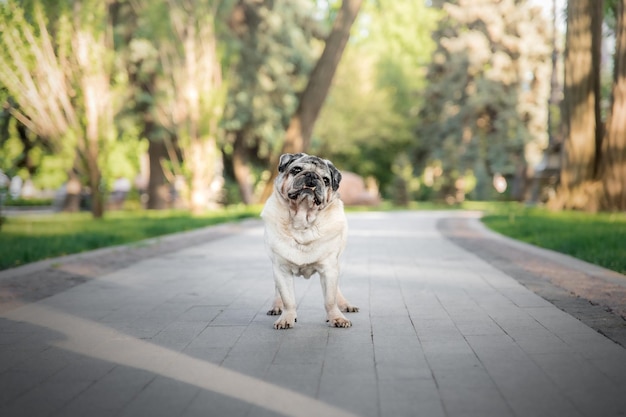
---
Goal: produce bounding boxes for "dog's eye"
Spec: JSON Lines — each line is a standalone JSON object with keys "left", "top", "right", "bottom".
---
{"left": 290, "top": 167, "right": 302, "bottom": 175}
{"left": 323, "top": 177, "right": 330, "bottom": 186}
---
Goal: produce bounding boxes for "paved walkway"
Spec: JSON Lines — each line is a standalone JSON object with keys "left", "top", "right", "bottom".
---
{"left": 1, "top": 211, "right": 626, "bottom": 417}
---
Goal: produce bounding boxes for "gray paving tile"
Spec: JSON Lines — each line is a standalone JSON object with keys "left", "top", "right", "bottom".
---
{"left": 265, "top": 363, "right": 323, "bottom": 397}
{"left": 119, "top": 376, "right": 200, "bottom": 417}
{"left": 480, "top": 355, "right": 582, "bottom": 417}
{"left": 150, "top": 320, "right": 209, "bottom": 351}
{"left": 590, "top": 356, "right": 626, "bottom": 385}
{"left": 378, "top": 378, "right": 445, "bottom": 417}
{"left": 0, "top": 369, "right": 41, "bottom": 404}
{"left": 182, "top": 389, "right": 251, "bottom": 417}
{"left": 221, "top": 350, "right": 274, "bottom": 378}
{"left": 438, "top": 383, "right": 514, "bottom": 417}
{"left": 7, "top": 378, "right": 92, "bottom": 417}
{"left": 190, "top": 325, "right": 246, "bottom": 349}
{"left": 318, "top": 372, "right": 379, "bottom": 417}
{"left": 178, "top": 305, "right": 224, "bottom": 322}
{"left": 1, "top": 211, "right": 625, "bottom": 417}
{"left": 530, "top": 352, "right": 626, "bottom": 416}
{"left": 55, "top": 366, "right": 156, "bottom": 416}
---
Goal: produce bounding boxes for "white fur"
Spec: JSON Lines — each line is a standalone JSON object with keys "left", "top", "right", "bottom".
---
{"left": 261, "top": 191, "right": 358, "bottom": 329}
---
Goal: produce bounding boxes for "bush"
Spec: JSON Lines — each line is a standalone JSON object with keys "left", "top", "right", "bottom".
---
{"left": 4, "top": 196, "right": 53, "bottom": 207}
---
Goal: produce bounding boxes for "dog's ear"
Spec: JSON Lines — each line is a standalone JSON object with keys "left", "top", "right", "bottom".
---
{"left": 278, "top": 153, "right": 305, "bottom": 173}
{"left": 326, "top": 160, "right": 342, "bottom": 191}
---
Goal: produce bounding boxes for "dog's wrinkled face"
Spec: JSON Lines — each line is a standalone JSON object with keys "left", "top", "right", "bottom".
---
{"left": 275, "top": 153, "right": 342, "bottom": 210}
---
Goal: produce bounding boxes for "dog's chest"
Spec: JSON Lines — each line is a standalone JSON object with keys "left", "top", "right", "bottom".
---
{"left": 262, "top": 193, "right": 346, "bottom": 268}
{"left": 275, "top": 223, "right": 343, "bottom": 266}
{"left": 280, "top": 237, "right": 332, "bottom": 279}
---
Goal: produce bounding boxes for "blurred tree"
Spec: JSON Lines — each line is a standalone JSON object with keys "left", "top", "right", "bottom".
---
{"left": 551, "top": 0, "right": 604, "bottom": 210}
{"left": 598, "top": 0, "right": 626, "bottom": 210}
{"left": 110, "top": 0, "right": 172, "bottom": 209}
{"left": 417, "top": 0, "right": 551, "bottom": 202}
{"left": 222, "top": 0, "right": 319, "bottom": 204}
{"left": 312, "top": 46, "right": 410, "bottom": 193}
{"left": 0, "top": 0, "right": 117, "bottom": 217}
{"left": 0, "top": 94, "right": 55, "bottom": 180}
{"left": 154, "top": 0, "right": 225, "bottom": 213}
{"left": 312, "top": 0, "right": 440, "bottom": 197}
{"left": 111, "top": 0, "right": 228, "bottom": 212}
{"left": 259, "top": 0, "right": 363, "bottom": 202}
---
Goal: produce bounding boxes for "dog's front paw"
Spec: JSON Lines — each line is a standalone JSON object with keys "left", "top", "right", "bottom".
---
{"left": 273, "top": 312, "right": 297, "bottom": 330}
{"left": 328, "top": 316, "right": 352, "bottom": 328}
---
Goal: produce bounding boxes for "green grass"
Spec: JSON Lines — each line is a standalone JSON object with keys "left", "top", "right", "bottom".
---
{"left": 4, "top": 196, "right": 54, "bottom": 207}
{"left": 481, "top": 205, "right": 626, "bottom": 274}
{"left": 0, "top": 206, "right": 261, "bottom": 270}
{"left": 2, "top": 201, "right": 624, "bottom": 276}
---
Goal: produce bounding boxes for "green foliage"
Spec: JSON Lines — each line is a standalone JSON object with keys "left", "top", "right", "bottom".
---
{"left": 4, "top": 196, "right": 52, "bottom": 206}
{"left": 0, "top": 107, "right": 73, "bottom": 190}
{"left": 1, "top": 0, "right": 564, "bottom": 213}
{"left": 482, "top": 206, "right": 626, "bottom": 274}
{"left": 0, "top": 2, "right": 73, "bottom": 190}
{"left": 222, "top": 0, "right": 320, "bottom": 158}
{"left": 112, "top": 0, "right": 229, "bottom": 210}
{"left": 0, "top": 133, "right": 23, "bottom": 177}
{"left": 0, "top": 206, "right": 261, "bottom": 270}
{"left": 0, "top": 0, "right": 119, "bottom": 217}
{"left": 313, "top": 0, "right": 440, "bottom": 196}
{"left": 100, "top": 133, "right": 148, "bottom": 192}
{"left": 313, "top": 43, "right": 412, "bottom": 188}
{"left": 416, "top": 0, "right": 551, "bottom": 201}
{"left": 605, "top": 0, "right": 619, "bottom": 33}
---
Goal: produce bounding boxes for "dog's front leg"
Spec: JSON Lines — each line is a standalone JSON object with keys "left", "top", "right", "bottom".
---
{"left": 319, "top": 265, "right": 351, "bottom": 328}
{"left": 272, "top": 264, "right": 297, "bottom": 329}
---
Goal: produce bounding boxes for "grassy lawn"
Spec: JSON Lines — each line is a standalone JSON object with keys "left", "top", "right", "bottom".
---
{"left": 1, "top": 201, "right": 624, "bottom": 275}
{"left": 0, "top": 206, "right": 261, "bottom": 270}
{"left": 481, "top": 205, "right": 626, "bottom": 275}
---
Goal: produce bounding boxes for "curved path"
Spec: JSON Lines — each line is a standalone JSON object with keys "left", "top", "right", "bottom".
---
{"left": 1, "top": 211, "right": 625, "bottom": 417}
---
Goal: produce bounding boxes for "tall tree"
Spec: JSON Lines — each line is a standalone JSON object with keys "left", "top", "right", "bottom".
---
{"left": 417, "top": 0, "right": 551, "bottom": 201}
{"left": 222, "top": 0, "right": 318, "bottom": 204}
{"left": 110, "top": 0, "right": 172, "bottom": 210}
{"left": 598, "top": 0, "right": 626, "bottom": 210}
{"left": 259, "top": 0, "right": 363, "bottom": 201}
{"left": 0, "top": 0, "right": 116, "bottom": 218}
{"left": 113, "top": 0, "right": 227, "bottom": 212}
{"left": 155, "top": 0, "right": 225, "bottom": 213}
{"left": 312, "top": 0, "right": 440, "bottom": 196}
{"left": 552, "top": 0, "right": 604, "bottom": 210}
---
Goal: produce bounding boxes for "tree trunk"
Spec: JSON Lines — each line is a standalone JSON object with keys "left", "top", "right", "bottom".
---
{"left": 147, "top": 139, "right": 170, "bottom": 210}
{"left": 232, "top": 131, "right": 255, "bottom": 204}
{"left": 552, "top": 0, "right": 603, "bottom": 210}
{"left": 591, "top": 0, "right": 604, "bottom": 175}
{"left": 63, "top": 167, "right": 82, "bottom": 212}
{"left": 259, "top": 0, "right": 363, "bottom": 202}
{"left": 599, "top": 0, "right": 626, "bottom": 210}
{"left": 187, "top": 137, "right": 219, "bottom": 214}
{"left": 85, "top": 148, "right": 104, "bottom": 218}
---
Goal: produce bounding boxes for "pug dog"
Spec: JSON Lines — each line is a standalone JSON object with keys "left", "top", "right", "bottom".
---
{"left": 261, "top": 153, "right": 359, "bottom": 329}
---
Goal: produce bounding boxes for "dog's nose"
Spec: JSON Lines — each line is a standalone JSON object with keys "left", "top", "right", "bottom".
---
{"left": 304, "top": 172, "right": 317, "bottom": 186}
